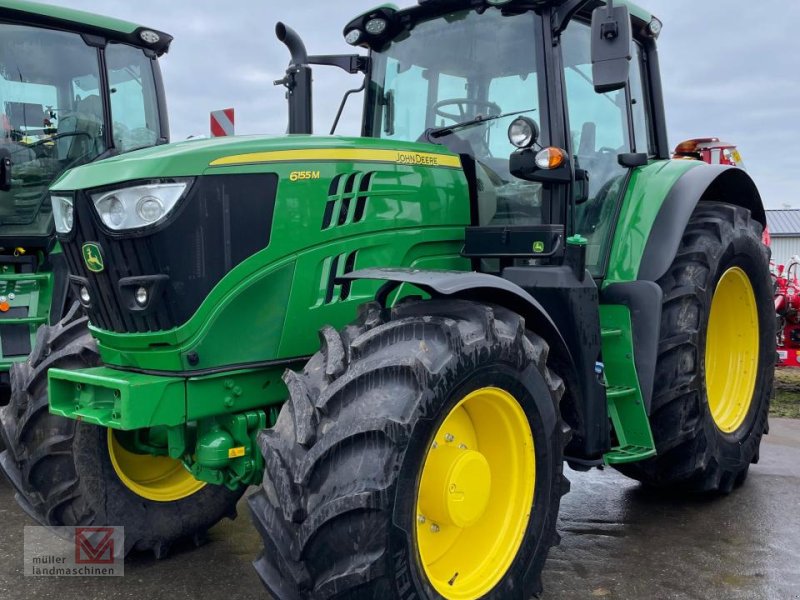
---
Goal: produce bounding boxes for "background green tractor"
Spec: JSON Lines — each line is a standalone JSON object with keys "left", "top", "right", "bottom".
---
{"left": 0, "top": 0, "right": 171, "bottom": 405}
{"left": 4, "top": 0, "right": 775, "bottom": 596}
{"left": 0, "top": 0, "right": 194, "bottom": 551}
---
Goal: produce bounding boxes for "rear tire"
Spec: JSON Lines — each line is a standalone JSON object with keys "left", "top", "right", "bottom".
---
{"left": 617, "top": 202, "right": 774, "bottom": 492}
{"left": 249, "top": 299, "right": 569, "bottom": 599}
{"left": 0, "top": 306, "right": 243, "bottom": 556}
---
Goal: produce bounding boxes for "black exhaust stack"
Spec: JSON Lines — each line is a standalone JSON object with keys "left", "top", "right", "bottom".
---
{"left": 275, "top": 22, "right": 313, "bottom": 134}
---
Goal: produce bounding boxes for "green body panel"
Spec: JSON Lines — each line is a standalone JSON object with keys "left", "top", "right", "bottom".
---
{"left": 598, "top": 305, "right": 656, "bottom": 464}
{"left": 602, "top": 159, "right": 699, "bottom": 286}
{"left": 0, "top": 0, "right": 142, "bottom": 36}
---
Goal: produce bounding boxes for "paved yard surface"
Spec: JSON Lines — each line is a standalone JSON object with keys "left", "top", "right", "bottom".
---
{"left": 1, "top": 419, "right": 798, "bottom": 600}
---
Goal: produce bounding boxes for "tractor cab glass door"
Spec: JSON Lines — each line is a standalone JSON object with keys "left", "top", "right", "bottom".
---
{"left": 366, "top": 8, "right": 545, "bottom": 226}
{"left": 561, "top": 19, "right": 652, "bottom": 276}
{"left": 0, "top": 23, "right": 106, "bottom": 238}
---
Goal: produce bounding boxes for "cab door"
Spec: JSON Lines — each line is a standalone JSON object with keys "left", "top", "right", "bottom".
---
{"left": 559, "top": 17, "right": 655, "bottom": 277}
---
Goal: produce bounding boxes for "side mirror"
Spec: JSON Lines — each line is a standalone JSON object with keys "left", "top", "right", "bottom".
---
{"left": 590, "top": 1, "right": 632, "bottom": 93}
{"left": 0, "top": 150, "right": 11, "bottom": 192}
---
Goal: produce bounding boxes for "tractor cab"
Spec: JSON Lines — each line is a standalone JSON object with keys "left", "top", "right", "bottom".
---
{"left": 280, "top": 0, "right": 665, "bottom": 277}
{"left": 0, "top": 1, "right": 171, "bottom": 246}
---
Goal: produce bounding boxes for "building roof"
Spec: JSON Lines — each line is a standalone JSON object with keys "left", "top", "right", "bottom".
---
{"left": 767, "top": 210, "right": 800, "bottom": 237}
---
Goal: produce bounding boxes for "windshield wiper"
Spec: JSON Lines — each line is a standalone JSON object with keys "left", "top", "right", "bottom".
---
{"left": 427, "top": 108, "right": 537, "bottom": 139}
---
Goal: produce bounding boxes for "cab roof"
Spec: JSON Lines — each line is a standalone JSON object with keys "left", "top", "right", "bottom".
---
{"left": 0, "top": 0, "right": 173, "bottom": 55}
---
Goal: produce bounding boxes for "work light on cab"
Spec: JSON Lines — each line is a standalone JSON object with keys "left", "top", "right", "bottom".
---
{"left": 508, "top": 116, "right": 539, "bottom": 149}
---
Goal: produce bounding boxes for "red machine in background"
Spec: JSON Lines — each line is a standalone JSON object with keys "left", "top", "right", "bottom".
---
{"left": 674, "top": 137, "right": 746, "bottom": 167}
{"left": 774, "top": 260, "right": 800, "bottom": 367}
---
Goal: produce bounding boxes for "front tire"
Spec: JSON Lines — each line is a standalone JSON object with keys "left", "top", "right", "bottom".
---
{"left": 249, "top": 299, "right": 569, "bottom": 599}
{"left": 0, "top": 307, "right": 243, "bottom": 557}
{"left": 618, "top": 202, "right": 774, "bottom": 492}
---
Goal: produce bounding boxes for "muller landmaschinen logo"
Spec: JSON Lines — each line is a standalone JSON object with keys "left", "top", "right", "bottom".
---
{"left": 82, "top": 242, "right": 104, "bottom": 273}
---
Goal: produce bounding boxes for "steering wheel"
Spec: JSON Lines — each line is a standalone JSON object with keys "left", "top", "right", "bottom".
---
{"left": 25, "top": 131, "right": 92, "bottom": 148}
{"left": 433, "top": 99, "right": 502, "bottom": 123}
{"left": 25, "top": 131, "right": 93, "bottom": 158}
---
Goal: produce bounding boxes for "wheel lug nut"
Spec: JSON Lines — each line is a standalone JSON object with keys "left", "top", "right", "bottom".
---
{"left": 445, "top": 433, "right": 454, "bottom": 443}
{"left": 458, "top": 443, "right": 467, "bottom": 450}
{"left": 430, "top": 524, "right": 440, "bottom": 533}
{"left": 417, "top": 515, "right": 426, "bottom": 524}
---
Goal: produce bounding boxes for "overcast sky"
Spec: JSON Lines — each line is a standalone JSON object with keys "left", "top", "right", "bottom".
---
{"left": 43, "top": 0, "right": 800, "bottom": 207}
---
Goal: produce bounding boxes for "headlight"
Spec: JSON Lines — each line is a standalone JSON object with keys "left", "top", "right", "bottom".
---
{"left": 90, "top": 180, "right": 191, "bottom": 231}
{"left": 508, "top": 117, "right": 540, "bottom": 149}
{"left": 51, "top": 194, "right": 74, "bottom": 233}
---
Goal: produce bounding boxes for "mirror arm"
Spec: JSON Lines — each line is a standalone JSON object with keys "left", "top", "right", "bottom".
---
{"left": 308, "top": 54, "right": 369, "bottom": 75}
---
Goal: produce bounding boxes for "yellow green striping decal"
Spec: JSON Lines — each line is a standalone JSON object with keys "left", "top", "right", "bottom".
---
{"left": 209, "top": 148, "right": 462, "bottom": 169}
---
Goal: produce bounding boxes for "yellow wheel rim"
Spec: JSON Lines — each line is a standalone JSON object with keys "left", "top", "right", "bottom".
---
{"left": 705, "top": 267, "right": 759, "bottom": 433}
{"left": 107, "top": 430, "right": 206, "bottom": 502}
{"left": 415, "top": 387, "right": 535, "bottom": 599}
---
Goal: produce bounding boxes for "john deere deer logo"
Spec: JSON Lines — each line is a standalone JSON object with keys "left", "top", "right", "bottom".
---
{"left": 82, "top": 243, "right": 104, "bottom": 273}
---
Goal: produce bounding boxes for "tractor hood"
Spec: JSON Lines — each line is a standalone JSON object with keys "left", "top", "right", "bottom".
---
{"left": 50, "top": 135, "right": 462, "bottom": 192}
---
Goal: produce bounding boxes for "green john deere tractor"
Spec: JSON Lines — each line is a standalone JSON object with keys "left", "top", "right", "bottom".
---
{"left": 0, "top": 1, "right": 171, "bottom": 406}
{"left": 0, "top": 0, "right": 174, "bottom": 530}
{"left": 4, "top": 0, "right": 775, "bottom": 596}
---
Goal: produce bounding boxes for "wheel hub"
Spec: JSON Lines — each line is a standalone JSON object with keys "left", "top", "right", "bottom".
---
{"left": 419, "top": 445, "right": 492, "bottom": 528}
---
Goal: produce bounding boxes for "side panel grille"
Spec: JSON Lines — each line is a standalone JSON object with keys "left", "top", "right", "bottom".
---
{"left": 320, "top": 250, "right": 358, "bottom": 305}
{"left": 321, "top": 171, "right": 375, "bottom": 230}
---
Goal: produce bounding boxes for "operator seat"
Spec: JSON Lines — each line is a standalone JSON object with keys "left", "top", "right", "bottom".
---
{"left": 57, "top": 95, "right": 104, "bottom": 163}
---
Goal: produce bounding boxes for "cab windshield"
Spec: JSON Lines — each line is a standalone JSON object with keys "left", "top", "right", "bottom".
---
{"left": 0, "top": 23, "right": 163, "bottom": 238}
{"left": 365, "top": 8, "right": 544, "bottom": 226}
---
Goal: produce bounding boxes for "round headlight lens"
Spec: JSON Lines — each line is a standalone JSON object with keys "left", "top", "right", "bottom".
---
{"left": 135, "top": 287, "right": 149, "bottom": 307}
{"left": 136, "top": 196, "right": 165, "bottom": 223}
{"left": 79, "top": 286, "right": 91, "bottom": 304}
{"left": 345, "top": 29, "right": 362, "bottom": 45}
{"left": 139, "top": 29, "right": 161, "bottom": 44}
{"left": 97, "top": 195, "right": 126, "bottom": 229}
{"left": 365, "top": 18, "right": 387, "bottom": 35}
{"left": 508, "top": 117, "right": 538, "bottom": 149}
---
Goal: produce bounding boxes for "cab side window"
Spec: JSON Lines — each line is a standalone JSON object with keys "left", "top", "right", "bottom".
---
{"left": 629, "top": 42, "right": 653, "bottom": 155}
{"left": 562, "top": 20, "right": 651, "bottom": 274}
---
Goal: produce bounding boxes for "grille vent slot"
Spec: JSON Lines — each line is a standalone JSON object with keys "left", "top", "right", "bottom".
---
{"left": 322, "top": 250, "right": 358, "bottom": 304}
{"left": 322, "top": 172, "right": 375, "bottom": 230}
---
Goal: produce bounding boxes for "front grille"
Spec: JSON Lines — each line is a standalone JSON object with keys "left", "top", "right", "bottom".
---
{"left": 61, "top": 173, "right": 278, "bottom": 333}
